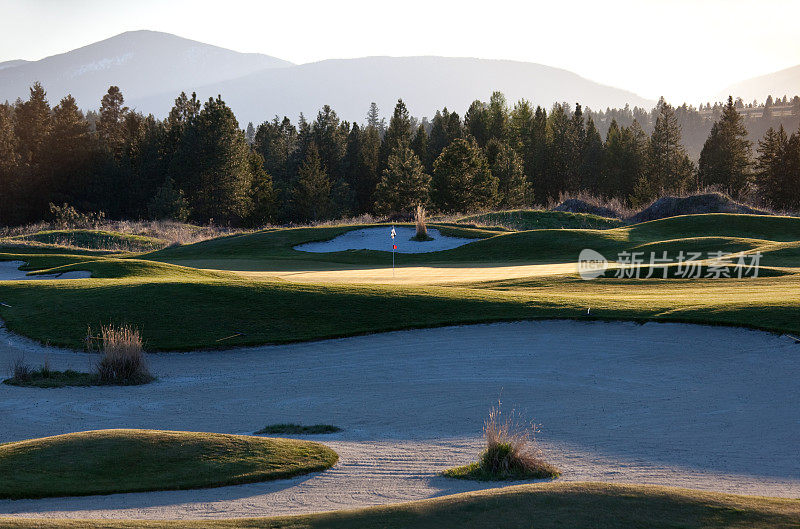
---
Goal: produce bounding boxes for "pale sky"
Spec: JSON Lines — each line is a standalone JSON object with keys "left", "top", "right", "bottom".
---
{"left": 1, "top": 0, "right": 798, "bottom": 104}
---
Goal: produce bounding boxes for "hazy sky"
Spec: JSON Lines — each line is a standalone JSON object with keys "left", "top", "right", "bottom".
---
{"left": 1, "top": 0, "right": 798, "bottom": 104}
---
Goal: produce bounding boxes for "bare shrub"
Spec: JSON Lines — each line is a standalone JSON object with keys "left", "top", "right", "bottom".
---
{"left": 480, "top": 406, "right": 559, "bottom": 479}
{"left": 9, "top": 356, "right": 32, "bottom": 382}
{"left": 93, "top": 325, "right": 152, "bottom": 385}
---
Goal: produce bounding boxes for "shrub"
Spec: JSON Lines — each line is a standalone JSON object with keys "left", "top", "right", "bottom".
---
{"left": 412, "top": 204, "right": 433, "bottom": 241}
{"left": 9, "top": 356, "right": 32, "bottom": 382}
{"left": 444, "top": 406, "right": 560, "bottom": 481}
{"left": 93, "top": 325, "right": 153, "bottom": 385}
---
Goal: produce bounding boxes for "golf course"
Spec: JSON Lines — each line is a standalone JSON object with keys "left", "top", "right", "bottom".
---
{"left": 0, "top": 210, "right": 798, "bottom": 528}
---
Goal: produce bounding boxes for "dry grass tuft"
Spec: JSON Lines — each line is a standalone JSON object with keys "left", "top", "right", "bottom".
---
{"left": 9, "top": 356, "right": 32, "bottom": 382}
{"left": 444, "top": 406, "right": 560, "bottom": 481}
{"left": 93, "top": 325, "right": 153, "bottom": 385}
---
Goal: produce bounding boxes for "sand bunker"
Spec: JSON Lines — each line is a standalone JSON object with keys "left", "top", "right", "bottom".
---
{"left": 294, "top": 226, "right": 476, "bottom": 254}
{"left": 0, "top": 321, "right": 797, "bottom": 519}
{"left": 0, "top": 261, "right": 91, "bottom": 281}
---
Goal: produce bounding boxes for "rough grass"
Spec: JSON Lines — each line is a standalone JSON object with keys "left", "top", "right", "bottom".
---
{"left": 256, "top": 424, "right": 342, "bottom": 435}
{"left": 459, "top": 209, "right": 623, "bottom": 231}
{"left": 4, "top": 368, "right": 97, "bottom": 388}
{"left": 0, "top": 483, "right": 798, "bottom": 528}
{"left": 0, "top": 429, "right": 338, "bottom": 499}
{"left": 444, "top": 408, "right": 560, "bottom": 481}
{"left": 92, "top": 324, "right": 152, "bottom": 384}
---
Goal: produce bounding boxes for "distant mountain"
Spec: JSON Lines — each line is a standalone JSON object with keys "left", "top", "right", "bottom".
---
{"left": 0, "top": 60, "right": 30, "bottom": 71}
{"left": 0, "top": 30, "right": 292, "bottom": 108}
{"left": 1, "top": 31, "right": 654, "bottom": 122}
{"left": 134, "top": 55, "right": 655, "bottom": 124}
{"left": 717, "top": 64, "right": 800, "bottom": 102}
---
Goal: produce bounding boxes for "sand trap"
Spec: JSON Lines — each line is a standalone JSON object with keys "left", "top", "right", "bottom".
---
{"left": 294, "top": 226, "right": 476, "bottom": 253}
{"left": 0, "top": 261, "right": 91, "bottom": 281}
{"left": 0, "top": 320, "right": 797, "bottom": 519}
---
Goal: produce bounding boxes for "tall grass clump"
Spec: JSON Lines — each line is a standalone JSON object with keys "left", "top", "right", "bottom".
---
{"left": 93, "top": 325, "right": 153, "bottom": 385}
{"left": 444, "top": 406, "right": 560, "bottom": 481}
{"left": 411, "top": 204, "right": 433, "bottom": 241}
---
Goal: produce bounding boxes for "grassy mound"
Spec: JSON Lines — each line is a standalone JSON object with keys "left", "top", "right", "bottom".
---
{"left": 0, "top": 429, "right": 338, "bottom": 499}
{"left": 7, "top": 229, "right": 168, "bottom": 252}
{"left": 459, "top": 209, "right": 622, "bottom": 231}
{"left": 0, "top": 482, "right": 798, "bottom": 528}
{"left": 256, "top": 424, "right": 341, "bottom": 435}
{"left": 4, "top": 368, "right": 100, "bottom": 388}
{"left": 629, "top": 192, "right": 769, "bottom": 223}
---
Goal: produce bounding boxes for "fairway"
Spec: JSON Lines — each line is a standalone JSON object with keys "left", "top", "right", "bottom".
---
{"left": 1, "top": 214, "right": 799, "bottom": 350}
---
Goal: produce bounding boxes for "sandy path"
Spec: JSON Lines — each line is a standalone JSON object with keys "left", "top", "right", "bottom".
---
{"left": 0, "top": 321, "right": 798, "bottom": 519}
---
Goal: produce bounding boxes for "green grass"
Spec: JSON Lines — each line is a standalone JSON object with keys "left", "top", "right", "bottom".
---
{"left": 443, "top": 459, "right": 560, "bottom": 481}
{"left": 4, "top": 369, "right": 99, "bottom": 388}
{"left": 256, "top": 424, "right": 342, "bottom": 435}
{"left": 458, "top": 209, "right": 623, "bottom": 230}
{"left": 0, "top": 214, "right": 798, "bottom": 350}
{"left": 3, "top": 229, "right": 168, "bottom": 252}
{"left": 0, "top": 429, "right": 338, "bottom": 499}
{"left": 0, "top": 483, "right": 798, "bottom": 528}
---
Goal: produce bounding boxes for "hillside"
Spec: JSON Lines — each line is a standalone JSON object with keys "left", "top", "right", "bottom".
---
{"left": 0, "top": 30, "right": 292, "bottom": 110}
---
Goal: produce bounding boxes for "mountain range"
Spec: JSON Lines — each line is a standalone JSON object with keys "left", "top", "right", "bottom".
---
{"left": 1, "top": 30, "right": 796, "bottom": 124}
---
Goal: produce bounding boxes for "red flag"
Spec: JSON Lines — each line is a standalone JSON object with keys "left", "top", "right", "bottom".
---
{"left": 393, "top": 244, "right": 397, "bottom": 250}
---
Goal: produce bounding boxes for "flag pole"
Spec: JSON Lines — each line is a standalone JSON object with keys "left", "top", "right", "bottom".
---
{"left": 390, "top": 225, "right": 396, "bottom": 278}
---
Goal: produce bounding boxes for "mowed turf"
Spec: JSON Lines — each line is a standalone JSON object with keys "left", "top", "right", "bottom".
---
{"left": 0, "top": 213, "right": 797, "bottom": 350}
{"left": 1, "top": 483, "right": 798, "bottom": 528}
{"left": 0, "top": 429, "right": 338, "bottom": 499}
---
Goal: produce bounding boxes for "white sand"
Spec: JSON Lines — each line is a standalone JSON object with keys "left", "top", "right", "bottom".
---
{"left": 0, "top": 261, "right": 91, "bottom": 281}
{"left": 294, "top": 226, "right": 476, "bottom": 253}
{"left": 0, "top": 320, "right": 798, "bottom": 519}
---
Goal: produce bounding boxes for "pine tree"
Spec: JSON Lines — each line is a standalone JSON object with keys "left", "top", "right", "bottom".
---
{"left": 291, "top": 144, "right": 331, "bottom": 221}
{"left": 580, "top": 116, "right": 603, "bottom": 194}
{"left": 698, "top": 96, "right": 752, "bottom": 197}
{"left": 487, "top": 91, "right": 509, "bottom": 143}
{"left": 411, "top": 124, "right": 428, "bottom": 165}
{"left": 635, "top": 98, "right": 694, "bottom": 203}
{"left": 486, "top": 139, "right": 530, "bottom": 208}
{"left": 147, "top": 177, "right": 190, "bottom": 221}
{"left": 313, "top": 105, "right": 347, "bottom": 181}
{"left": 245, "top": 122, "right": 256, "bottom": 145}
{"left": 247, "top": 151, "right": 276, "bottom": 226}
{"left": 431, "top": 138, "right": 498, "bottom": 212}
{"left": 373, "top": 141, "right": 431, "bottom": 214}
{"left": 755, "top": 126, "right": 792, "bottom": 209}
{"left": 97, "top": 86, "right": 128, "bottom": 158}
{"left": 464, "top": 100, "right": 490, "bottom": 147}
{"left": 380, "top": 99, "right": 413, "bottom": 169}
{"left": 185, "top": 96, "right": 254, "bottom": 224}
{"left": 0, "top": 103, "right": 19, "bottom": 225}
{"left": 427, "top": 108, "right": 462, "bottom": 171}
{"left": 47, "top": 94, "right": 92, "bottom": 205}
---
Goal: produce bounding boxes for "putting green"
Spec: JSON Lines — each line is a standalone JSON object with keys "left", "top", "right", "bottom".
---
{"left": 0, "top": 429, "right": 338, "bottom": 499}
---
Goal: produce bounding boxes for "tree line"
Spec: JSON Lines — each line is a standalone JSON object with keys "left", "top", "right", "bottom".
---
{"left": 1, "top": 83, "right": 799, "bottom": 227}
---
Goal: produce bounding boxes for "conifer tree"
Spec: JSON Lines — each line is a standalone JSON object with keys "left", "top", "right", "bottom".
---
{"left": 431, "top": 137, "right": 498, "bottom": 212}
{"left": 373, "top": 141, "right": 431, "bottom": 215}
{"left": 97, "top": 86, "right": 128, "bottom": 158}
{"left": 486, "top": 139, "right": 530, "bottom": 208}
{"left": 698, "top": 96, "right": 752, "bottom": 197}
{"left": 147, "top": 177, "right": 190, "bottom": 221}
{"left": 185, "top": 96, "right": 254, "bottom": 224}
{"left": 635, "top": 98, "right": 694, "bottom": 203}
{"left": 291, "top": 144, "right": 331, "bottom": 221}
